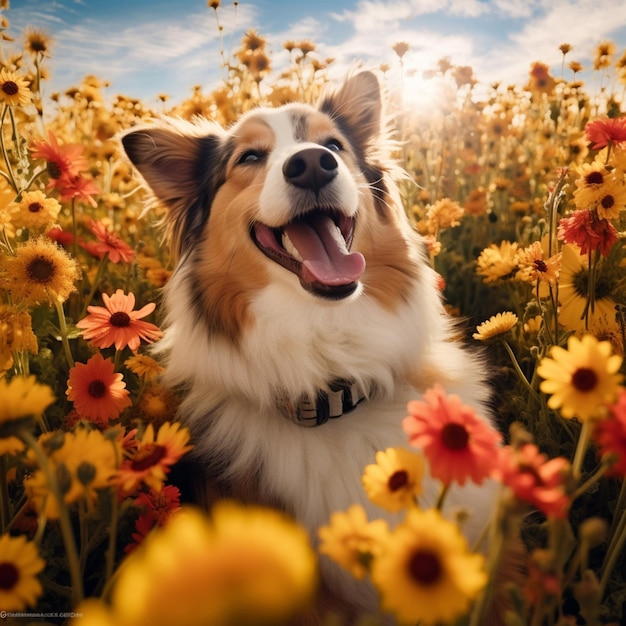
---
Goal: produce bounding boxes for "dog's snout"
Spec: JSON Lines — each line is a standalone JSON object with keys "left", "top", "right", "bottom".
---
{"left": 283, "top": 147, "right": 338, "bottom": 192}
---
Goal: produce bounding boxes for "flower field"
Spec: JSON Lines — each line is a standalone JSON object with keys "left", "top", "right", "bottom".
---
{"left": 1, "top": 2, "right": 626, "bottom": 625}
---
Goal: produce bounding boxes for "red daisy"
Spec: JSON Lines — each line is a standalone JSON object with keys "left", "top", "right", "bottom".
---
{"left": 495, "top": 444, "right": 571, "bottom": 519}
{"left": 76, "top": 289, "right": 163, "bottom": 352}
{"left": 30, "top": 130, "right": 89, "bottom": 180}
{"left": 55, "top": 173, "right": 99, "bottom": 207}
{"left": 557, "top": 209, "right": 618, "bottom": 257}
{"left": 402, "top": 384, "right": 502, "bottom": 486}
{"left": 584, "top": 116, "right": 626, "bottom": 150}
{"left": 593, "top": 388, "right": 626, "bottom": 476}
{"left": 86, "top": 220, "right": 134, "bottom": 263}
{"left": 65, "top": 353, "right": 132, "bottom": 425}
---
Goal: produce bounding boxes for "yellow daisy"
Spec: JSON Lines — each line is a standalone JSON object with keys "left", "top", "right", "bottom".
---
{"left": 558, "top": 244, "right": 620, "bottom": 336}
{"left": 24, "top": 428, "right": 120, "bottom": 519}
{"left": 8, "top": 190, "right": 61, "bottom": 231}
{"left": 111, "top": 504, "right": 316, "bottom": 626}
{"left": 2, "top": 237, "right": 80, "bottom": 306}
{"left": 0, "top": 375, "right": 55, "bottom": 434}
{"left": 124, "top": 354, "right": 164, "bottom": 381}
{"left": 318, "top": 504, "right": 390, "bottom": 580}
{"left": 371, "top": 507, "right": 487, "bottom": 625}
{"left": 136, "top": 384, "right": 180, "bottom": 426}
{"left": 361, "top": 447, "right": 424, "bottom": 512}
{"left": 515, "top": 241, "right": 561, "bottom": 285}
{"left": 0, "top": 67, "right": 32, "bottom": 107}
{"left": 537, "top": 334, "right": 623, "bottom": 420}
{"left": 0, "top": 533, "right": 45, "bottom": 611}
{"left": 473, "top": 311, "right": 519, "bottom": 341}
{"left": 476, "top": 241, "right": 518, "bottom": 283}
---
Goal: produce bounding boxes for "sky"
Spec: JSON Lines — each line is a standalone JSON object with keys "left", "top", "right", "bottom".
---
{"left": 5, "top": 0, "right": 626, "bottom": 109}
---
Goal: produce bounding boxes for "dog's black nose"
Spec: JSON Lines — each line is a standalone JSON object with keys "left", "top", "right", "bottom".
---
{"left": 283, "top": 147, "right": 338, "bottom": 192}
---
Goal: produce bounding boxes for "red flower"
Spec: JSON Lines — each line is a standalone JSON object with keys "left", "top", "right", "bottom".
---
{"left": 557, "top": 209, "right": 618, "bottom": 257}
{"left": 125, "top": 485, "right": 181, "bottom": 553}
{"left": 66, "top": 353, "right": 132, "bottom": 426}
{"left": 593, "top": 388, "right": 626, "bottom": 476}
{"left": 55, "top": 173, "right": 99, "bottom": 207}
{"left": 86, "top": 220, "right": 134, "bottom": 263}
{"left": 402, "top": 385, "right": 502, "bottom": 486}
{"left": 495, "top": 444, "right": 571, "bottom": 519}
{"left": 31, "top": 130, "right": 89, "bottom": 180}
{"left": 585, "top": 116, "right": 626, "bottom": 150}
{"left": 76, "top": 289, "right": 162, "bottom": 352}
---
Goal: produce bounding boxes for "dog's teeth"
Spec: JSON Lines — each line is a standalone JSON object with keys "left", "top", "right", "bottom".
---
{"left": 282, "top": 232, "right": 303, "bottom": 262}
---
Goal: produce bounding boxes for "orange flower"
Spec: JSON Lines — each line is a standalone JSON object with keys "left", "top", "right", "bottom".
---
{"left": 85, "top": 220, "right": 134, "bottom": 263}
{"left": 116, "top": 422, "right": 193, "bottom": 493}
{"left": 403, "top": 385, "right": 502, "bottom": 486}
{"left": 585, "top": 117, "right": 626, "bottom": 150}
{"left": 495, "top": 444, "right": 571, "bottom": 519}
{"left": 77, "top": 290, "right": 162, "bottom": 352}
{"left": 66, "top": 353, "right": 132, "bottom": 425}
{"left": 593, "top": 389, "right": 626, "bottom": 476}
{"left": 30, "top": 130, "right": 88, "bottom": 181}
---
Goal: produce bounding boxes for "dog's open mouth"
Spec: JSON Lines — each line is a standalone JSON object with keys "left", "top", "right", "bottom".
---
{"left": 251, "top": 210, "right": 366, "bottom": 298}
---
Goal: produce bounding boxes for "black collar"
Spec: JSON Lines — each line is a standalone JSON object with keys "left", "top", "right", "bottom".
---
{"left": 292, "top": 379, "right": 366, "bottom": 427}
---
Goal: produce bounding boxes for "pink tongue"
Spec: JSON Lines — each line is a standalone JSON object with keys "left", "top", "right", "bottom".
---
{"left": 284, "top": 215, "right": 365, "bottom": 286}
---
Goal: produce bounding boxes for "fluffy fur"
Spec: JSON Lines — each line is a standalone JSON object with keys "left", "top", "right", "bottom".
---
{"left": 122, "top": 72, "right": 504, "bottom": 621}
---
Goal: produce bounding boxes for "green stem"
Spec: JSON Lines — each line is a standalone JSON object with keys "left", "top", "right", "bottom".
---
{"left": 434, "top": 482, "right": 450, "bottom": 510}
{"left": 599, "top": 505, "right": 626, "bottom": 598}
{"left": 502, "top": 340, "right": 541, "bottom": 403}
{"left": 572, "top": 419, "right": 592, "bottom": 480}
{"left": 80, "top": 253, "right": 108, "bottom": 319}
{"left": 54, "top": 299, "right": 75, "bottom": 369}
{"left": 0, "top": 103, "right": 19, "bottom": 192}
{"left": 572, "top": 460, "right": 611, "bottom": 500}
{"left": 18, "top": 429, "right": 84, "bottom": 605}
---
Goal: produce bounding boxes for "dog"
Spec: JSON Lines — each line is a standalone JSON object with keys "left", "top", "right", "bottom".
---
{"left": 121, "top": 71, "right": 506, "bottom": 622}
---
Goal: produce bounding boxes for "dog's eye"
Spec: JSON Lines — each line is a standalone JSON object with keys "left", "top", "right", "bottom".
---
{"left": 237, "top": 149, "right": 266, "bottom": 165}
{"left": 324, "top": 139, "right": 343, "bottom": 152}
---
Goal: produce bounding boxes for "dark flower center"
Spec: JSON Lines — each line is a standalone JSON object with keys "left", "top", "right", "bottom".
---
{"left": 0, "top": 562, "right": 19, "bottom": 590}
{"left": 534, "top": 259, "right": 548, "bottom": 273}
{"left": 407, "top": 550, "right": 442, "bottom": 585}
{"left": 110, "top": 311, "right": 131, "bottom": 327}
{"left": 601, "top": 195, "right": 615, "bottom": 209}
{"left": 46, "top": 161, "right": 63, "bottom": 179}
{"left": 28, "top": 202, "right": 43, "bottom": 213}
{"left": 572, "top": 367, "right": 599, "bottom": 392}
{"left": 87, "top": 379, "right": 107, "bottom": 398}
{"left": 441, "top": 422, "right": 470, "bottom": 450}
{"left": 1, "top": 81, "right": 19, "bottom": 96}
{"left": 27, "top": 256, "right": 55, "bottom": 284}
{"left": 131, "top": 444, "right": 167, "bottom": 472}
{"left": 387, "top": 470, "right": 409, "bottom": 492}
{"left": 585, "top": 171, "right": 604, "bottom": 185}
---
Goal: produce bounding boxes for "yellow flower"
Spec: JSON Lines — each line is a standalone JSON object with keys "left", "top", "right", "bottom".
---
{"left": 476, "top": 241, "right": 518, "bottom": 283}
{"left": 111, "top": 504, "right": 316, "bottom": 626}
{"left": 515, "top": 241, "right": 561, "bottom": 285}
{"left": 1, "top": 237, "right": 80, "bottom": 305}
{"left": 524, "top": 315, "right": 544, "bottom": 335}
{"left": 24, "top": 428, "right": 120, "bottom": 519}
{"left": 0, "top": 533, "right": 45, "bottom": 611}
{"left": 8, "top": 190, "right": 61, "bottom": 230}
{"left": 537, "top": 334, "right": 622, "bottom": 421}
{"left": 0, "top": 375, "right": 55, "bottom": 429}
{"left": 318, "top": 504, "right": 390, "bottom": 580}
{"left": 371, "top": 507, "right": 487, "bottom": 624}
{"left": 0, "top": 67, "right": 32, "bottom": 107}
{"left": 362, "top": 447, "right": 424, "bottom": 512}
{"left": 473, "top": 311, "right": 518, "bottom": 341}
{"left": 559, "top": 244, "right": 620, "bottom": 336}
{"left": 426, "top": 198, "right": 464, "bottom": 231}
{"left": 125, "top": 354, "right": 164, "bottom": 381}
{"left": 136, "top": 384, "right": 180, "bottom": 425}
{"left": 0, "top": 305, "right": 39, "bottom": 372}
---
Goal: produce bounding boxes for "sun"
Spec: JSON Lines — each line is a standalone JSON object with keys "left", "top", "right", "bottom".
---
{"left": 398, "top": 69, "right": 456, "bottom": 116}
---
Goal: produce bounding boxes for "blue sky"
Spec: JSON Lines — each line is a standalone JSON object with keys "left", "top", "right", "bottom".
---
{"left": 6, "top": 0, "right": 626, "bottom": 108}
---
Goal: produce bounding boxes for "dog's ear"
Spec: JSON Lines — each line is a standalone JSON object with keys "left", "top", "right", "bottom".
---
{"left": 318, "top": 71, "right": 382, "bottom": 149}
{"left": 121, "top": 119, "right": 227, "bottom": 258}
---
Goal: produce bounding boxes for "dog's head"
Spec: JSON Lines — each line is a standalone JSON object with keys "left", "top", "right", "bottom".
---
{"left": 122, "top": 72, "right": 421, "bottom": 341}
